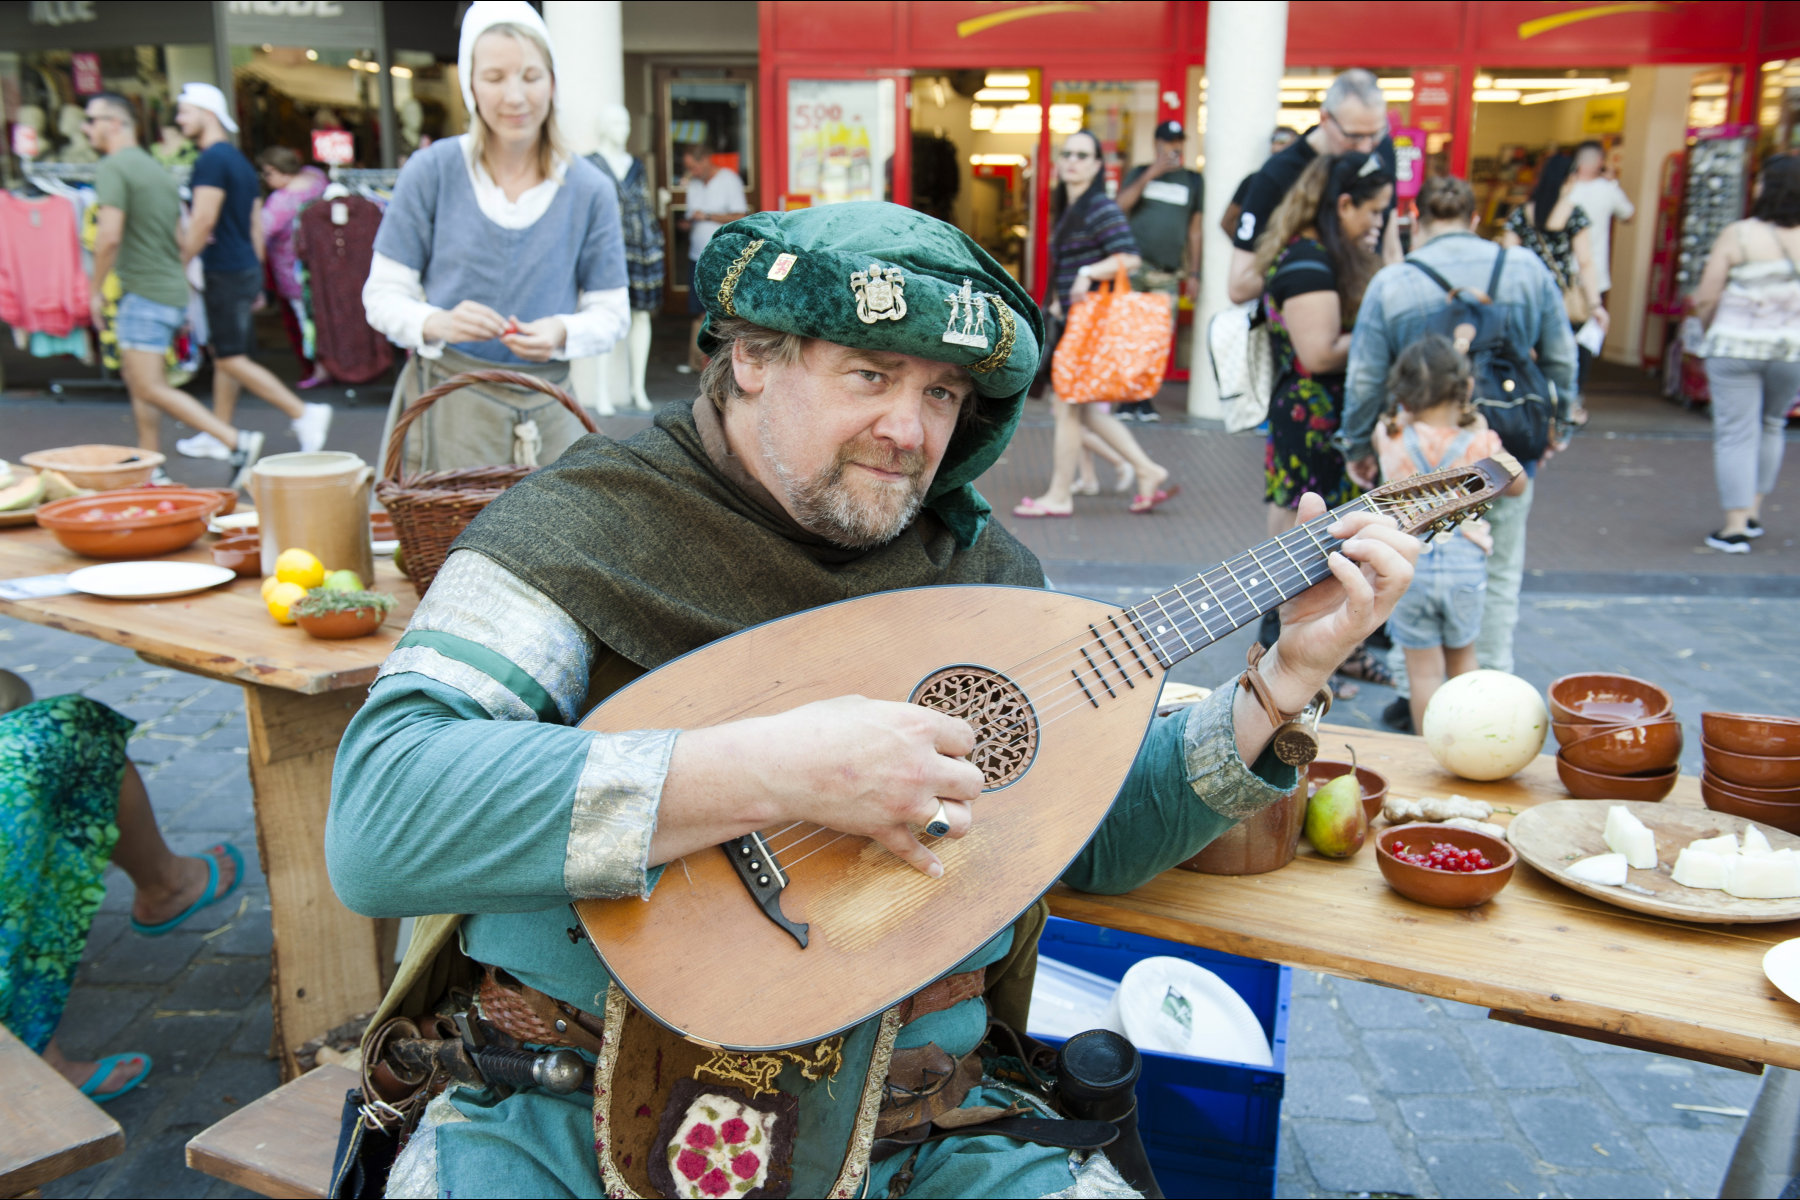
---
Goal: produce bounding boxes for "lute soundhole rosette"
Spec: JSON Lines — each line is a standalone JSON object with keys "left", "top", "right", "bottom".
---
{"left": 910, "top": 665, "right": 1038, "bottom": 790}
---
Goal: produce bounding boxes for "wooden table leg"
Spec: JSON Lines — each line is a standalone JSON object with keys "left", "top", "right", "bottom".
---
{"left": 242, "top": 684, "right": 391, "bottom": 1079}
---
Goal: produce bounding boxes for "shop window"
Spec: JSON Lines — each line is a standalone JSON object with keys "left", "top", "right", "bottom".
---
{"left": 2, "top": 44, "right": 210, "bottom": 181}
{"left": 232, "top": 45, "right": 387, "bottom": 170}
{"left": 784, "top": 77, "right": 891, "bottom": 209}
{"left": 1049, "top": 79, "right": 1158, "bottom": 199}
{"left": 1761, "top": 60, "right": 1800, "bottom": 156}
{"left": 1468, "top": 69, "right": 1630, "bottom": 235}
{"left": 908, "top": 70, "right": 1036, "bottom": 281}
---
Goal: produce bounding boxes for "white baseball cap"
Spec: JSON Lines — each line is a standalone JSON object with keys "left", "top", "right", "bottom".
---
{"left": 178, "top": 82, "right": 238, "bottom": 135}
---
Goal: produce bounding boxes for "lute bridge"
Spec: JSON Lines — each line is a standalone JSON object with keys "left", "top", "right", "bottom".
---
{"left": 725, "top": 831, "right": 808, "bottom": 948}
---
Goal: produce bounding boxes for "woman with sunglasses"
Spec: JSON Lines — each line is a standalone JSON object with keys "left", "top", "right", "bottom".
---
{"left": 1015, "top": 129, "right": 1175, "bottom": 517}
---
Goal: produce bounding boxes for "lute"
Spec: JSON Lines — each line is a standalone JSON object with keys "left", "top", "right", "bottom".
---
{"left": 573, "top": 454, "right": 1521, "bottom": 1049}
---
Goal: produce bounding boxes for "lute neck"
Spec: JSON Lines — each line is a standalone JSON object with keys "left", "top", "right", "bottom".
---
{"left": 1124, "top": 496, "right": 1376, "bottom": 670}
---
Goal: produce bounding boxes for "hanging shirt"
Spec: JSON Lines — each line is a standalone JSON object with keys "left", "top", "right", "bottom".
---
{"left": 190, "top": 141, "right": 262, "bottom": 273}
{"left": 0, "top": 193, "right": 89, "bottom": 336}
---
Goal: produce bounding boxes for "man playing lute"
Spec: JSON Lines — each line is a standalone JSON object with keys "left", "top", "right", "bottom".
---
{"left": 328, "top": 202, "right": 1419, "bottom": 1198}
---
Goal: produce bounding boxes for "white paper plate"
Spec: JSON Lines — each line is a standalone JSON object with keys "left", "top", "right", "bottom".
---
{"left": 1106, "top": 956, "right": 1273, "bottom": 1066}
{"left": 1764, "top": 939, "right": 1800, "bottom": 1005}
{"left": 67, "top": 561, "right": 237, "bottom": 600}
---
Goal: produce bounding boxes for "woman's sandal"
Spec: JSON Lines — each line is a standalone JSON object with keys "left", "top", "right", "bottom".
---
{"left": 78, "top": 1053, "right": 153, "bottom": 1103}
{"left": 131, "top": 844, "right": 245, "bottom": 937}
{"left": 1012, "top": 497, "right": 1073, "bottom": 518}
{"left": 1334, "top": 643, "right": 1395, "bottom": 688}
{"left": 1128, "top": 483, "right": 1181, "bottom": 514}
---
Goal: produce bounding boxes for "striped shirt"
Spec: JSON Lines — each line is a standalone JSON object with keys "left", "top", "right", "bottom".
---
{"left": 1049, "top": 190, "right": 1139, "bottom": 313}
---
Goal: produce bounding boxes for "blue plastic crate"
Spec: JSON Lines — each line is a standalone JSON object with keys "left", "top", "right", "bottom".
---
{"left": 1032, "top": 917, "right": 1290, "bottom": 1199}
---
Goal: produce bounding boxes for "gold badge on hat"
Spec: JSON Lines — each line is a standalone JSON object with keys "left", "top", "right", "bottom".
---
{"left": 942, "top": 278, "right": 991, "bottom": 349}
{"left": 851, "top": 265, "right": 906, "bottom": 324}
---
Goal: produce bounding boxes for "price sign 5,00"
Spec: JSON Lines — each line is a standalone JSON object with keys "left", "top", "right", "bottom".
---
{"left": 790, "top": 103, "right": 843, "bottom": 132}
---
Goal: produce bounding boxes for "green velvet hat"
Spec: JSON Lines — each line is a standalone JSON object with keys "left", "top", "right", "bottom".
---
{"left": 694, "top": 202, "right": 1043, "bottom": 547}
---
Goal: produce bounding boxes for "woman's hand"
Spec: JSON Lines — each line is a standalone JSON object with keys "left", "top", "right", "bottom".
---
{"left": 1590, "top": 304, "right": 1609, "bottom": 335}
{"left": 1268, "top": 492, "right": 1419, "bottom": 702}
{"left": 500, "top": 316, "right": 567, "bottom": 362}
{"left": 1069, "top": 270, "right": 1093, "bottom": 300}
{"left": 422, "top": 300, "right": 508, "bottom": 345}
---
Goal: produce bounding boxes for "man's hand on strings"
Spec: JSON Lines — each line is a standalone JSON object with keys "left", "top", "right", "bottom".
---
{"left": 1270, "top": 492, "right": 1419, "bottom": 698}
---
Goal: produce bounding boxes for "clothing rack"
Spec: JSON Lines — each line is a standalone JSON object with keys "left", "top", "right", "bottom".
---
{"left": 328, "top": 167, "right": 399, "bottom": 202}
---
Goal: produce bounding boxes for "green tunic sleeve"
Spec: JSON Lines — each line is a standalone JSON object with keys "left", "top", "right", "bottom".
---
{"left": 1061, "top": 683, "right": 1298, "bottom": 895}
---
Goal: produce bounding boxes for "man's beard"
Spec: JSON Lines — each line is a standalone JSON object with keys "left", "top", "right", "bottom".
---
{"left": 758, "top": 414, "right": 930, "bottom": 549}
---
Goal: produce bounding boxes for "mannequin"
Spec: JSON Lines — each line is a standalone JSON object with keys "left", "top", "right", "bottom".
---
{"left": 587, "top": 103, "right": 662, "bottom": 412}
{"left": 14, "top": 105, "right": 47, "bottom": 160}
{"left": 398, "top": 98, "right": 424, "bottom": 157}
{"left": 56, "top": 104, "right": 97, "bottom": 162}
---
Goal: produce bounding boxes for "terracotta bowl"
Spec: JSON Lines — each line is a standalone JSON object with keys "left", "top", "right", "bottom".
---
{"left": 1559, "top": 719, "right": 1684, "bottom": 775}
{"left": 295, "top": 606, "right": 386, "bottom": 640}
{"left": 1308, "top": 759, "right": 1389, "bottom": 822}
{"left": 369, "top": 512, "right": 395, "bottom": 542}
{"left": 1376, "top": 823, "right": 1516, "bottom": 908}
{"left": 1180, "top": 787, "right": 1306, "bottom": 876}
{"left": 211, "top": 533, "right": 261, "bottom": 577}
{"left": 1554, "top": 753, "right": 1679, "bottom": 802}
{"left": 35, "top": 488, "right": 226, "bottom": 559}
{"left": 22, "top": 445, "right": 165, "bottom": 491}
{"left": 1701, "top": 776, "right": 1800, "bottom": 835}
{"left": 1703, "top": 741, "right": 1800, "bottom": 791}
{"left": 1703, "top": 712, "right": 1800, "bottom": 758}
{"left": 198, "top": 488, "right": 238, "bottom": 517}
{"left": 1701, "top": 767, "right": 1800, "bottom": 805}
{"left": 1546, "top": 673, "right": 1672, "bottom": 727}
{"left": 1552, "top": 713, "right": 1678, "bottom": 749}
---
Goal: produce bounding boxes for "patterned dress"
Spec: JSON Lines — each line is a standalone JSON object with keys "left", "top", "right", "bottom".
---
{"left": 1263, "top": 237, "right": 1359, "bottom": 508}
{"left": 588, "top": 154, "right": 666, "bottom": 312}
{"left": 1503, "top": 203, "right": 1591, "bottom": 296}
{"left": 0, "top": 696, "right": 132, "bottom": 1052}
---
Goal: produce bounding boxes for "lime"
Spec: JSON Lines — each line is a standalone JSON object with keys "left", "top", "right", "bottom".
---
{"left": 323, "top": 569, "right": 365, "bottom": 592}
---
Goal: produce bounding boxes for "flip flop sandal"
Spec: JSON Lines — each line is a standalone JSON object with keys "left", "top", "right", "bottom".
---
{"left": 1128, "top": 483, "right": 1181, "bottom": 514}
{"left": 131, "top": 843, "right": 245, "bottom": 937}
{"left": 1012, "top": 497, "right": 1073, "bottom": 518}
{"left": 79, "top": 1053, "right": 152, "bottom": 1103}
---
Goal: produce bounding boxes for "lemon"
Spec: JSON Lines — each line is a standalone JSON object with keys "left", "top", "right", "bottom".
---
{"left": 267, "top": 581, "right": 308, "bottom": 624}
{"left": 275, "top": 548, "right": 326, "bottom": 589}
{"left": 260, "top": 576, "right": 282, "bottom": 600}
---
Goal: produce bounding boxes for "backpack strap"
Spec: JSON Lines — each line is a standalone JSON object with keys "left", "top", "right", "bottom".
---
{"left": 1403, "top": 424, "right": 1479, "bottom": 475}
{"left": 1408, "top": 259, "right": 1456, "bottom": 294}
{"left": 1486, "top": 245, "right": 1507, "bottom": 301}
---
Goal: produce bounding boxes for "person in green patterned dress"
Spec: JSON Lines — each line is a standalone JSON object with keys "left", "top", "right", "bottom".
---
{"left": 0, "top": 672, "right": 243, "bottom": 1102}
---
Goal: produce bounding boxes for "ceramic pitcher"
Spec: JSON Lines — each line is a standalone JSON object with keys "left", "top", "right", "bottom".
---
{"left": 250, "top": 452, "right": 376, "bottom": 585}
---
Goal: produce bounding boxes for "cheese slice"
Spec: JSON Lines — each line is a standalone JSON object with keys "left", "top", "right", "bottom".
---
{"left": 1672, "top": 847, "right": 1729, "bottom": 890}
{"left": 1567, "top": 853, "right": 1628, "bottom": 887}
{"left": 1603, "top": 806, "right": 1658, "bottom": 870}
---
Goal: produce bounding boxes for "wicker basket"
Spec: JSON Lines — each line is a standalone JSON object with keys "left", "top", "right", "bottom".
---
{"left": 376, "top": 368, "right": 598, "bottom": 596}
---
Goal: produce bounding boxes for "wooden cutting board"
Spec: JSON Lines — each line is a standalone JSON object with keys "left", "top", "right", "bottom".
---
{"left": 1509, "top": 799, "right": 1800, "bottom": 924}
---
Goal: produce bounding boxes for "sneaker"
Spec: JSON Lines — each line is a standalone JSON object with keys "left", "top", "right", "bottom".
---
{"left": 1745, "top": 518, "right": 1765, "bottom": 539}
{"left": 292, "top": 403, "right": 333, "bottom": 453}
{"left": 149, "top": 468, "right": 176, "bottom": 486}
{"left": 175, "top": 431, "right": 232, "bottom": 461}
{"left": 675, "top": 364, "right": 696, "bottom": 375}
{"left": 1138, "top": 406, "right": 1160, "bottom": 423}
{"left": 227, "top": 430, "right": 265, "bottom": 491}
{"left": 1381, "top": 696, "right": 1415, "bottom": 735}
{"left": 1706, "top": 530, "right": 1752, "bottom": 554}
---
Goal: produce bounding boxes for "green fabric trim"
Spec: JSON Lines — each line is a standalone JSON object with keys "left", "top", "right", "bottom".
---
{"left": 395, "top": 630, "right": 561, "bottom": 724}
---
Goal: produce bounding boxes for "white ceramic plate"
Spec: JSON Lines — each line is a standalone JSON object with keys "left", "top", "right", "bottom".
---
{"left": 1108, "top": 956, "right": 1273, "bottom": 1067}
{"left": 372, "top": 539, "right": 399, "bottom": 556}
{"left": 209, "top": 511, "right": 260, "bottom": 534}
{"left": 1765, "top": 939, "right": 1800, "bottom": 1005}
{"left": 67, "top": 561, "right": 237, "bottom": 600}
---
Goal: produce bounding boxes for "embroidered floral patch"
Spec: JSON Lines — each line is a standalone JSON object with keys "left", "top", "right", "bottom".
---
{"left": 648, "top": 1079, "right": 796, "bottom": 1199}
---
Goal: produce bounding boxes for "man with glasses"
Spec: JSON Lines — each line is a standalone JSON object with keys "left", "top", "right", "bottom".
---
{"left": 84, "top": 92, "right": 265, "bottom": 486}
{"left": 1226, "top": 70, "right": 1400, "bottom": 304}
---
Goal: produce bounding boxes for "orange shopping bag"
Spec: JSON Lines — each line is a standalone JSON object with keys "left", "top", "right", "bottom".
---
{"left": 1051, "top": 266, "right": 1174, "bottom": 404}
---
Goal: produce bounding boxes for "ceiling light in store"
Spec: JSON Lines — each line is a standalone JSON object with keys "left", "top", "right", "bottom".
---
{"left": 1278, "top": 90, "right": 1313, "bottom": 103}
{"left": 1473, "top": 89, "right": 1523, "bottom": 103}
{"left": 305, "top": 49, "right": 318, "bottom": 61}
{"left": 984, "top": 73, "right": 1031, "bottom": 89}
{"left": 1475, "top": 76, "right": 1494, "bottom": 88}
{"left": 1376, "top": 77, "right": 1415, "bottom": 90}
{"left": 347, "top": 57, "right": 364, "bottom": 69}
{"left": 1691, "top": 83, "right": 1729, "bottom": 96}
{"left": 1765, "top": 60, "right": 1788, "bottom": 71}
{"left": 992, "top": 104, "right": 1042, "bottom": 134}
{"left": 1518, "top": 81, "right": 1628, "bottom": 105}
{"left": 1048, "top": 103, "right": 1083, "bottom": 134}
{"left": 971, "top": 154, "right": 1028, "bottom": 167}
{"left": 1493, "top": 77, "right": 1617, "bottom": 90}
{"left": 1279, "top": 76, "right": 1334, "bottom": 89}
{"left": 969, "top": 105, "right": 996, "bottom": 131}
{"left": 974, "top": 88, "right": 1031, "bottom": 102}
{"left": 390, "top": 65, "right": 412, "bottom": 78}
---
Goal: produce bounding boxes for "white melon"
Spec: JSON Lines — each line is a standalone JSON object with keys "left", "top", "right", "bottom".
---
{"left": 1567, "top": 853, "right": 1628, "bottom": 886}
{"left": 1603, "top": 806, "right": 1658, "bottom": 870}
{"left": 1725, "top": 853, "right": 1800, "bottom": 899}
{"left": 1421, "top": 670, "right": 1549, "bottom": 781}
{"left": 1744, "top": 826, "right": 1774, "bottom": 857}
{"left": 1687, "top": 834, "right": 1738, "bottom": 857}
{"left": 1672, "top": 848, "right": 1729, "bottom": 890}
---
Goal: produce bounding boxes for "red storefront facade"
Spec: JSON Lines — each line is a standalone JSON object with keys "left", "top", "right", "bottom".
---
{"left": 756, "top": 0, "right": 1796, "bottom": 309}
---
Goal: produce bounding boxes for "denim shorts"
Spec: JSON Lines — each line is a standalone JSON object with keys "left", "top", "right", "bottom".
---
{"left": 114, "top": 292, "right": 185, "bottom": 354}
{"left": 203, "top": 267, "right": 262, "bottom": 359}
{"left": 1389, "top": 533, "right": 1488, "bottom": 651}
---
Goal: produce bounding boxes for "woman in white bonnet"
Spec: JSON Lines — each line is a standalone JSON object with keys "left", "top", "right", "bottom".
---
{"left": 362, "top": 0, "right": 629, "bottom": 472}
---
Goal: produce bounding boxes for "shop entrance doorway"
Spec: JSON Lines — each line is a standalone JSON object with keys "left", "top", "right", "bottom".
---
{"left": 907, "top": 69, "right": 1040, "bottom": 286}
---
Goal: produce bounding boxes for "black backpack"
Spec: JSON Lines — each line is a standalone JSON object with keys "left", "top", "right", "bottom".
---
{"left": 1408, "top": 247, "right": 1555, "bottom": 462}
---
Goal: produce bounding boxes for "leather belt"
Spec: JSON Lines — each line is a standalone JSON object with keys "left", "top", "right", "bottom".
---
{"left": 477, "top": 968, "right": 607, "bottom": 1054}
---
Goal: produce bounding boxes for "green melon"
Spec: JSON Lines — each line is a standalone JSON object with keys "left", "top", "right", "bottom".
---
{"left": 0, "top": 473, "right": 45, "bottom": 511}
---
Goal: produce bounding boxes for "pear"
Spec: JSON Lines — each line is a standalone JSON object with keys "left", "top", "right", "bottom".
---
{"left": 1305, "top": 748, "right": 1368, "bottom": 859}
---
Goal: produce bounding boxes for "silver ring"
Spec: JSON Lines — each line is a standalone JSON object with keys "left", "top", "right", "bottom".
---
{"left": 925, "top": 801, "right": 951, "bottom": 839}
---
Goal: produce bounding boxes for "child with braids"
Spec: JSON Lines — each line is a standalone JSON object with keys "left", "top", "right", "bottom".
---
{"left": 1375, "top": 334, "right": 1529, "bottom": 732}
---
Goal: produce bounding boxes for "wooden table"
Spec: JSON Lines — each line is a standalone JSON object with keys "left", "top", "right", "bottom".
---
{"left": 0, "top": 525, "right": 417, "bottom": 1078}
{"left": 0, "top": 1022, "right": 124, "bottom": 1196}
{"left": 1051, "top": 724, "right": 1800, "bottom": 1073}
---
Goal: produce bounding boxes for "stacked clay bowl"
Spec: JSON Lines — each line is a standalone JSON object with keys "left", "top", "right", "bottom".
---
{"left": 1547, "top": 673, "right": 1680, "bottom": 801}
{"left": 1701, "top": 712, "right": 1800, "bottom": 834}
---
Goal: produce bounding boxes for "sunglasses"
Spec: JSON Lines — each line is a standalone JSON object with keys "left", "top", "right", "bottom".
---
{"left": 1059, "top": 148, "right": 1096, "bottom": 160}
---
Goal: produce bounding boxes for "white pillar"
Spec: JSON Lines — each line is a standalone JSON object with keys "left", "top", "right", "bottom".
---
{"left": 543, "top": 1, "right": 626, "bottom": 411}
{"left": 1193, "top": 1, "right": 1288, "bottom": 417}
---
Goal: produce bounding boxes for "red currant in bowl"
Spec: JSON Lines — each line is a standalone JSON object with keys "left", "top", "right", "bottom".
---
{"left": 1376, "top": 823, "right": 1516, "bottom": 909}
